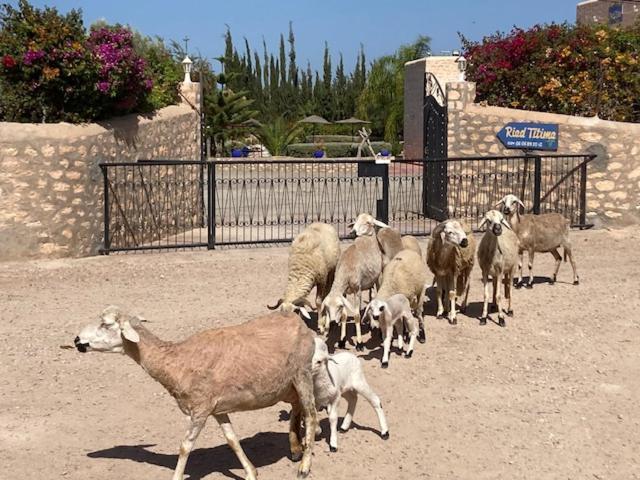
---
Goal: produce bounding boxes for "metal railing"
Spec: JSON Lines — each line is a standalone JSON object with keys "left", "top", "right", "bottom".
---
{"left": 99, "top": 154, "right": 595, "bottom": 253}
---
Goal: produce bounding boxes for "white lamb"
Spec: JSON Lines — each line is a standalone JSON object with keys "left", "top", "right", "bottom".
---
{"left": 310, "top": 337, "right": 389, "bottom": 452}
{"left": 364, "top": 294, "right": 419, "bottom": 368}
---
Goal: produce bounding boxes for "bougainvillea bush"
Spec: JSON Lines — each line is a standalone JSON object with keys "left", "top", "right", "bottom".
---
{"left": 462, "top": 23, "right": 640, "bottom": 123}
{"left": 0, "top": 1, "right": 178, "bottom": 123}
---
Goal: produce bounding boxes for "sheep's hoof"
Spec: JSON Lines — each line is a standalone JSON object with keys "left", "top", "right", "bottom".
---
{"left": 339, "top": 426, "right": 348, "bottom": 433}
{"left": 436, "top": 313, "right": 444, "bottom": 320}
{"left": 498, "top": 318, "right": 506, "bottom": 327}
{"left": 291, "top": 451, "right": 303, "bottom": 462}
{"left": 337, "top": 339, "right": 346, "bottom": 349}
{"left": 381, "top": 431, "right": 390, "bottom": 440}
{"left": 404, "top": 350, "right": 413, "bottom": 359}
{"left": 297, "top": 468, "right": 310, "bottom": 479}
{"left": 550, "top": 275, "right": 557, "bottom": 284}
{"left": 506, "top": 309, "right": 514, "bottom": 317}
{"left": 355, "top": 342, "right": 365, "bottom": 352}
{"left": 574, "top": 279, "right": 580, "bottom": 286}
{"left": 330, "top": 446, "right": 337, "bottom": 453}
{"left": 479, "top": 317, "right": 487, "bottom": 326}
{"left": 448, "top": 317, "right": 457, "bottom": 326}
{"left": 381, "top": 361, "right": 389, "bottom": 369}
{"left": 459, "top": 305, "right": 467, "bottom": 314}
{"left": 525, "top": 283, "right": 534, "bottom": 289}
{"left": 418, "top": 329, "right": 426, "bottom": 344}
{"left": 513, "top": 279, "right": 520, "bottom": 287}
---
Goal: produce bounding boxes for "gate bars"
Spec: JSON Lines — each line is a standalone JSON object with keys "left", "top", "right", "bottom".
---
{"left": 99, "top": 154, "right": 595, "bottom": 254}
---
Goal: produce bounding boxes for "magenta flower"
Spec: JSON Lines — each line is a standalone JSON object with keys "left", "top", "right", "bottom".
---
{"left": 23, "top": 49, "right": 45, "bottom": 65}
{"left": 96, "top": 81, "right": 110, "bottom": 93}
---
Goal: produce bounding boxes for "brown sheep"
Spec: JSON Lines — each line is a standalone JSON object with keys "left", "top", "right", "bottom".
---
{"left": 74, "top": 306, "right": 317, "bottom": 480}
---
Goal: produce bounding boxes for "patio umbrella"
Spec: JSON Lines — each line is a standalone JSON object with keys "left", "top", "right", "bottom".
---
{"left": 298, "top": 115, "right": 332, "bottom": 142}
{"left": 335, "top": 117, "right": 371, "bottom": 137}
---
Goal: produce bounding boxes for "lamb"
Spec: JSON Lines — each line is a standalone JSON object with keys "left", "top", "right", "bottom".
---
{"left": 373, "top": 249, "right": 428, "bottom": 343}
{"left": 319, "top": 233, "right": 383, "bottom": 351}
{"left": 426, "top": 219, "right": 476, "bottom": 325}
{"left": 477, "top": 210, "right": 520, "bottom": 327}
{"left": 309, "top": 337, "right": 389, "bottom": 452}
{"left": 74, "top": 306, "right": 317, "bottom": 480}
{"left": 364, "top": 294, "right": 420, "bottom": 368}
{"left": 496, "top": 194, "right": 579, "bottom": 288}
{"left": 268, "top": 222, "right": 341, "bottom": 321}
{"left": 350, "top": 213, "right": 402, "bottom": 266}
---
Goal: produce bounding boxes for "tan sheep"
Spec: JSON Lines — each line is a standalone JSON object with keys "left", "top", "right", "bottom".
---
{"left": 477, "top": 210, "right": 520, "bottom": 327}
{"left": 401, "top": 235, "right": 422, "bottom": 258}
{"left": 74, "top": 306, "right": 317, "bottom": 480}
{"left": 496, "top": 194, "right": 579, "bottom": 288}
{"left": 426, "top": 219, "right": 476, "bottom": 325}
{"left": 269, "top": 223, "right": 341, "bottom": 320}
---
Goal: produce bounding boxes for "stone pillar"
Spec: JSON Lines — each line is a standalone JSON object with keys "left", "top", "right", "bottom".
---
{"left": 179, "top": 81, "right": 203, "bottom": 159}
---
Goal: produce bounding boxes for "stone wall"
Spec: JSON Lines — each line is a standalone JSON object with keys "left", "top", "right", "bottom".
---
{"left": 0, "top": 82, "right": 202, "bottom": 261}
{"left": 446, "top": 82, "right": 640, "bottom": 226}
{"left": 577, "top": 0, "right": 640, "bottom": 27}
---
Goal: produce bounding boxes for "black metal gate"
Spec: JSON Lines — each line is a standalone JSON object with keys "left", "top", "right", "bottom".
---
{"left": 99, "top": 154, "right": 595, "bottom": 254}
{"left": 422, "top": 72, "right": 448, "bottom": 221}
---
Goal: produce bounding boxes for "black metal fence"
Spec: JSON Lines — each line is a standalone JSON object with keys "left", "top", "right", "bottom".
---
{"left": 99, "top": 154, "right": 595, "bottom": 253}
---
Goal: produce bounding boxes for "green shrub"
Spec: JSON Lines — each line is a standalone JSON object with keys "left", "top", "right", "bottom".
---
{"left": 462, "top": 23, "right": 640, "bottom": 122}
{"left": 303, "top": 134, "right": 358, "bottom": 143}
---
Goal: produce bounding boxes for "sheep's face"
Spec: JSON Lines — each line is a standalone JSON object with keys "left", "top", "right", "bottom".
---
{"left": 320, "top": 295, "right": 355, "bottom": 327}
{"left": 311, "top": 337, "right": 330, "bottom": 375}
{"left": 496, "top": 194, "right": 525, "bottom": 216}
{"left": 74, "top": 306, "right": 139, "bottom": 354}
{"left": 365, "top": 299, "right": 387, "bottom": 329}
{"left": 440, "top": 220, "right": 469, "bottom": 248}
{"left": 350, "top": 213, "right": 388, "bottom": 237}
{"left": 480, "top": 210, "right": 513, "bottom": 237}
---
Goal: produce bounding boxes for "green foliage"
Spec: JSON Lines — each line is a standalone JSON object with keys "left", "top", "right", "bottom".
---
{"left": 304, "top": 134, "right": 357, "bottom": 143}
{"left": 253, "top": 116, "right": 301, "bottom": 156}
{"left": 357, "top": 36, "right": 431, "bottom": 143}
{"left": 462, "top": 23, "right": 640, "bottom": 122}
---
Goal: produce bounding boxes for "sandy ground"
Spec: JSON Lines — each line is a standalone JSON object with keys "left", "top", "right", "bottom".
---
{"left": 1, "top": 226, "right": 640, "bottom": 480}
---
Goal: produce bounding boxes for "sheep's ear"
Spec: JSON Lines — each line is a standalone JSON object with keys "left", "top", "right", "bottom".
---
{"left": 373, "top": 219, "right": 389, "bottom": 228}
{"left": 479, "top": 218, "right": 488, "bottom": 230}
{"left": 495, "top": 197, "right": 506, "bottom": 208}
{"left": 341, "top": 296, "right": 357, "bottom": 316}
{"left": 121, "top": 320, "right": 140, "bottom": 343}
{"left": 347, "top": 221, "right": 355, "bottom": 229}
{"left": 517, "top": 199, "right": 525, "bottom": 210}
{"left": 440, "top": 230, "right": 446, "bottom": 243}
{"left": 501, "top": 218, "right": 513, "bottom": 231}
{"left": 295, "top": 306, "right": 311, "bottom": 320}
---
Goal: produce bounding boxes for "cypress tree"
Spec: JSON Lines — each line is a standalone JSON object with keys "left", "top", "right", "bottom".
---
{"left": 288, "top": 21, "right": 298, "bottom": 88}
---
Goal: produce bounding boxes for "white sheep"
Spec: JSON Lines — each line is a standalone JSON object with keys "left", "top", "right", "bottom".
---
{"left": 74, "top": 306, "right": 318, "bottom": 480}
{"left": 310, "top": 337, "right": 389, "bottom": 451}
{"left": 372, "top": 249, "right": 428, "bottom": 343}
{"left": 426, "top": 219, "right": 476, "bottom": 325}
{"left": 269, "top": 222, "right": 341, "bottom": 321}
{"left": 477, "top": 210, "right": 520, "bottom": 327}
{"left": 350, "top": 213, "right": 401, "bottom": 266}
{"left": 496, "top": 194, "right": 579, "bottom": 288}
{"left": 320, "top": 233, "right": 383, "bottom": 350}
{"left": 364, "top": 294, "right": 419, "bottom": 368}
{"left": 401, "top": 235, "right": 423, "bottom": 258}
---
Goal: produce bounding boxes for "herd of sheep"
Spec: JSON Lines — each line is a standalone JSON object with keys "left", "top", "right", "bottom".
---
{"left": 72, "top": 193, "right": 579, "bottom": 480}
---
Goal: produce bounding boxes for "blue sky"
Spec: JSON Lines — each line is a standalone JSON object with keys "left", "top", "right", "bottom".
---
{"left": 16, "top": 0, "right": 578, "bottom": 72}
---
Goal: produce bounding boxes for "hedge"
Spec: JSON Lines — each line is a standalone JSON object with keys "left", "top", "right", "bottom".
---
{"left": 303, "top": 134, "right": 358, "bottom": 143}
{"left": 286, "top": 141, "right": 392, "bottom": 158}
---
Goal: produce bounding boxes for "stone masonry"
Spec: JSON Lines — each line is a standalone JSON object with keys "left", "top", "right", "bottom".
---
{"left": 0, "top": 82, "right": 202, "bottom": 261}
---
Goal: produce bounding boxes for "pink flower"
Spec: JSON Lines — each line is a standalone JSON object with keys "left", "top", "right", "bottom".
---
{"left": 96, "top": 81, "right": 110, "bottom": 93}
{"left": 23, "top": 49, "right": 45, "bottom": 66}
{"left": 2, "top": 54, "right": 16, "bottom": 68}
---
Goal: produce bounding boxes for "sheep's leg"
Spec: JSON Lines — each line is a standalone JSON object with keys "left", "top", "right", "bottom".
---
{"left": 416, "top": 286, "right": 427, "bottom": 343}
{"left": 328, "top": 401, "right": 339, "bottom": 452}
{"left": 480, "top": 273, "right": 490, "bottom": 325}
{"left": 172, "top": 416, "right": 207, "bottom": 480}
{"left": 340, "top": 391, "right": 358, "bottom": 432}
{"left": 294, "top": 371, "right": 317, "bottom": 479}
{"left": 492, "top": 276, "right": 498, "bottom": 313}
{"left": 395, "top": 321, "right": 404, "bottom": 351}
{"left": 338, "top": 313, "right": 347, "bottom": 350}
{"left": 526, "top": 250, "right": 535, "bottom": 288}
{"left": 505, "top": 275, "right": 513, "bottom": 317}
{"left": 516, "top": 250, "right": 524, "bottom": 288}
{"left": 565, "top": 244, "right": 579, "bottom": 285}
{"left": 404, "top": 315, "right": 418, "bottom": 359}
{"left": 381, "top": 322, "right": 393, "bottom": 368}
{"left": 460, "top": 272, "right": 471, "bottom": 314}
{"left": 495, "top": 274, "right": 505, "bottom": 327}
{"left": 355, "top": 383, "right": 389, "bottom": 440}
{"left": 288, "top": 403, "right": 304, "bottom": 462}
{"left": 550, "top": 248, "right": 562, "bottom": 284}
{"left": 355, "top": 291, "right": 364, "bottom": 351}
{"left": 436, "top": 281, "right": 445, "bottom": 319}
{"left": 448, "top": 274, "right": 458, "bottom": 325}
{"left": 215, "top": 414, "right": 258, "bottom": 480}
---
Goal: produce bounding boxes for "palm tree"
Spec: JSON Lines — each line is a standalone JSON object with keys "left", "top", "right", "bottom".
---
{"left": 252, "top": 116, "right": 301, "bottom": 156}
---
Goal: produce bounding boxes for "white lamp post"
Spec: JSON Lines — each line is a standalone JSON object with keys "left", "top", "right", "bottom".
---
{"left": 456, "top": 54, "right": 467, "bottom": 81}
{"left": 182, "top": 56, "right": 193, "bottom": 84}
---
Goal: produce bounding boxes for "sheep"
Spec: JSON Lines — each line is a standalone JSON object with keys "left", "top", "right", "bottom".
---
{"left": 268, "top": 222, "right": 341, "bottom": 322}
{"left": 401, "top": 235, "right": 423, "bottom": 258}
{"left": 364, "top": 294, "right": 420, "bottom": 368}
{"left": 496, "top": 194, "right": 579, "bottom": 288}
{"left": 74, "top": 306, "right": 318, "bottom": 480}
{"left": 319, "top": 233, "right": 383, "bottom": 351}
{"left": 309, "top": 337, "right": 389, "bottom": 452}
{"left": 350, "top": 213, "right": 402, "bottom": 266}
{"left": 372, "top": 249, "right": 428, "bottom": 343}
{"left": 426, "top": 219, "right": 476, "bottom": 325}
{"left": 477, "top": 210, "right": 520, "bottom": 327}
